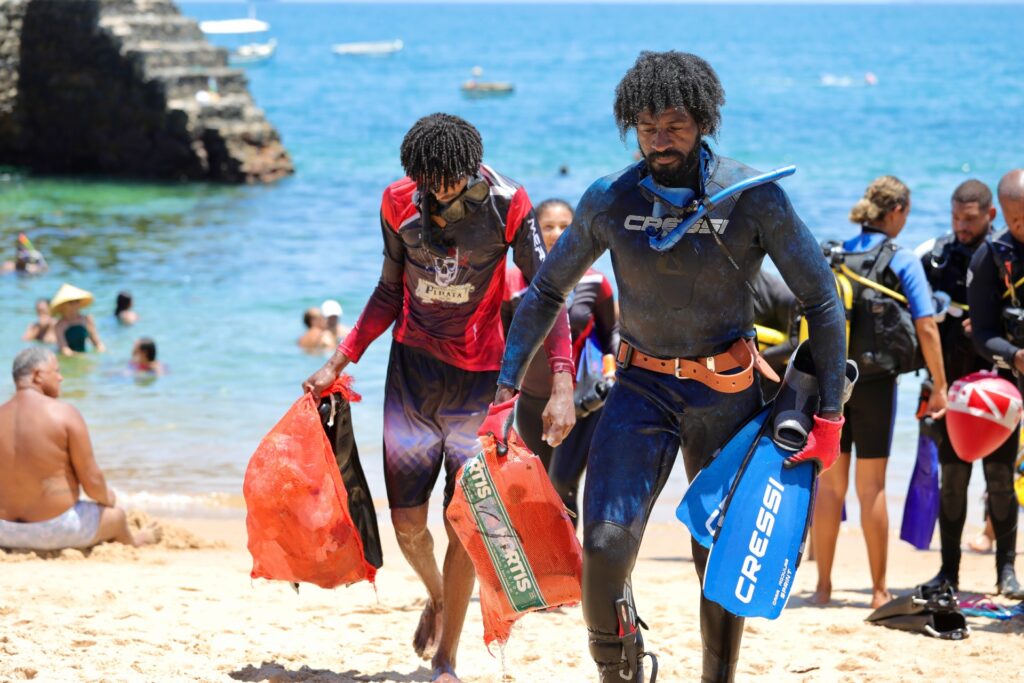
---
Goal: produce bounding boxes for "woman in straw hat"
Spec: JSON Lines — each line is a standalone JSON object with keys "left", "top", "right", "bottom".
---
{"left": 51, "top": 284, "right": 105, "bottom": 356}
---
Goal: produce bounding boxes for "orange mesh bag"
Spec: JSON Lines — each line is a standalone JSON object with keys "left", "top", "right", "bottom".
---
{"left": 446, "top": 400, "right": 582, "bottom": 646}
{"left": 243, "top": 375, "right": 375, "bottom": 588}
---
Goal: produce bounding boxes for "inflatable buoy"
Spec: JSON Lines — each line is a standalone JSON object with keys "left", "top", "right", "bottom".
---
{"left": 947, "top": 371, "right": 1023, "bottom": 462}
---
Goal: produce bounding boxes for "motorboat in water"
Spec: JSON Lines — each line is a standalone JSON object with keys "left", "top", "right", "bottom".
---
{"left": 460, "top": 66, "right": 514, "bottom": 98}
{"left": 199, "top": 9, "right": 276, "bottom": 66}
{"left": 332, "top": 40, "right": 404, "bottom": 56}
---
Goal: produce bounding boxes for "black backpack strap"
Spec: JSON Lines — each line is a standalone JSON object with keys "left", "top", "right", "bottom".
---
{"left": 864, "top": 239, "right": 899, "bottom": 284}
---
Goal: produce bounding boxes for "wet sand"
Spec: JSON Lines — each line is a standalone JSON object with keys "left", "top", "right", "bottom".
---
{"left": 2, "top": 516, "right": 1022, "bottom": 682}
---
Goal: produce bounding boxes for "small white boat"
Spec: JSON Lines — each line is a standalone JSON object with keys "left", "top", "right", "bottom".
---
{"left": 199, "top": 18, "right": 269, "bottom": 35}
{"left": 232, "top": 37, "right": 277, "bottom": 65}
{"left": 460, "top": 66, "right": 514, "bottom": 98}
{"left": 461, "top": 81, "right": 515, "bottom": 97}
{"left": 332, "top": 39, "right": 404, "bottom": 56}
{"left": 200, "top": 3, "right": 276, "bottom": 66}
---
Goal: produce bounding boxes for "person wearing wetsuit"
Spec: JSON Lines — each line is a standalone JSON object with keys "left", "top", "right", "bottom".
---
{"left": 965, "top": 170, "right": 1024, "bottom": 598}
{"left": 503, "top": 198, "right": 619, "bottom": 515}
{"left": 812, "top": 176, "right": 948, "bottom": 611}
{"left": 303, "top": 114, "right": 575, "bottom": 683}
{"left": 919, "top": 179, "right": 1022, "bottom": 598}
{"left": 496, "top": 52, "right": 847, "bottom": 683}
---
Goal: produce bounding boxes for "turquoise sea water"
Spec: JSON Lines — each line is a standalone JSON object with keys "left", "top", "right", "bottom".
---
{"left": 1, "top": 2, "right": 1022, "bottom": 520}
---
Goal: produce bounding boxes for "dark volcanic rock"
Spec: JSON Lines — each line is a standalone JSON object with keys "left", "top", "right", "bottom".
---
{"left": 0, "top": 0, "right": 292, "bottom": 183}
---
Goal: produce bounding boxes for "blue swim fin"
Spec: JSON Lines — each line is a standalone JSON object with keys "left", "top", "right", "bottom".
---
{"left": 700, "top": 344, "right": 854, "bottom": 620}
{"left": 702, "top": 428, "right": 816, "bottom": 619}
{"left": 676, "top": 407, "right": 771, "bottom": 549}
{"left": 900, "top": 416, "right": 941, "bottom": 550}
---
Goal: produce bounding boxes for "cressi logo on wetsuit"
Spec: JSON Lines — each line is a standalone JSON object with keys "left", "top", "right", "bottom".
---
{"left": 623, "top": 215, "right": 729, "bottom": 234}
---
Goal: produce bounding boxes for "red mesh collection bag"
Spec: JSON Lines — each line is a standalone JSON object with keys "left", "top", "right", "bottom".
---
{"left": 243, "top": 376, "right": 375, "bottom": 588}
{"left": 446, "top": 402, "right": 582, "bottom": 647}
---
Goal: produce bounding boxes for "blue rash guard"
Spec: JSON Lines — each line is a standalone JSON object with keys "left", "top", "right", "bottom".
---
{"left": 500, "top": 152, "right": 847, "bottom": 413}
{"left": 843, "top": 229, "right": 936, "bottom": 320}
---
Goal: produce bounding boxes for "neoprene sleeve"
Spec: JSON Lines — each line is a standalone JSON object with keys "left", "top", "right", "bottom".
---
{"left": 967, "top": 239, "right": 1021, "bottom": 367}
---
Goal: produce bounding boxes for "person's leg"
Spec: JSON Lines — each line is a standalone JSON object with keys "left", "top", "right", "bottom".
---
{"left": 549, "top": 407, "right": 601, "bottom": 524}
{"left": 851, "top": 377, "right": 897, "bottom": 608}
{"left": 382, "top": 343, "right": 448, "bottom": 660}
{"left": 514, "top": 391, "right": 553, "bottom": 469}
{"left": 429, "top": 517, "right": 477, "bottom": 681}
{"left": 936, "top": 426, "right": 971, "bottom": 587}
{"left": 678, "top": 380, "right": 762, "bottom": 683}
{"left": 431, "top": 365, "right": 500, "bottom": 681}
{"left": 982, "top": 425, "right": 1020, "bottom": 596}
{"left": 90, "top": 506, "right": 160, "bottom": 547}
{"left": 811, "top": 409, "right": 854, "bottom": 607}
{"left": 582, "top": 372, "right": 684, "bottom": 682}
{"left": 854, "top": 457, "right": 891, "bottom": 608}
{"left": 391, "top": 503, "right": 445, "bottom": 658}
{"left": 810, "top": 452, "right": 850, "bottom": 604}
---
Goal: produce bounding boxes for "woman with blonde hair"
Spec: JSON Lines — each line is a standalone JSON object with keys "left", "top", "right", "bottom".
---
{"left": 812, "top": 176, "right": 948, "bottom": 608}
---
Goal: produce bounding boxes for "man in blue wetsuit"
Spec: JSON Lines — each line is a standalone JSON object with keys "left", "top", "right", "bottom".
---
{"left": 496, "top": 52, "right": 847, "bottom": 682}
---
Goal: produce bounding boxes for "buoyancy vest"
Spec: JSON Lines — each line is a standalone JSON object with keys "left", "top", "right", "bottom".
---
{"left": 810, "top": 236, "right": 921, "bottom": 378}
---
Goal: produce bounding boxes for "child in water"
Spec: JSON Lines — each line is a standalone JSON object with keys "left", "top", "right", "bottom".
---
{"left": 131, "top": 338, "right": 164, "bottom": 375}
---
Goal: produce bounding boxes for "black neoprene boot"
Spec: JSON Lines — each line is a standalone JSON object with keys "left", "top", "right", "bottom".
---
{"left": 998, "top": 566, "right": 1024, "bottom": 599}
{"left": 919, "top": 570, "right": 959, "bottom": 593}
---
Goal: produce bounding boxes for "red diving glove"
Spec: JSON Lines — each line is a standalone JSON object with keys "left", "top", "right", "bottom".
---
{"left": 784, "top": 415, "right": 845, "bottom": 472}
{"left": 476, "top": 397, "right": 519, "bottom": 447}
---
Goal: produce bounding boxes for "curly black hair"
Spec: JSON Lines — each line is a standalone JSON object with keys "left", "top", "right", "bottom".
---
{"left": 613, "top": 51, "right": 725, "bottom": 140}
{"left": 400, "top": 113, "right": 483, "bottom": 191}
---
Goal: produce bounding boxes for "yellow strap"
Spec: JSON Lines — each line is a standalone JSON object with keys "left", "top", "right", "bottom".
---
{"left": 754, "top": 324, "right": 787, "bottom": 346}
{"left": 1003, "top": 275, "right": 1024, "bottom": 299}
{"left": 838, "top": 264, "right": 908, "bottom": 305}
{"left": 951, "top": 301, "right": 969, "bottom": 312}
{"left": 798, "top": 272, "right": 852, "bottom": 350}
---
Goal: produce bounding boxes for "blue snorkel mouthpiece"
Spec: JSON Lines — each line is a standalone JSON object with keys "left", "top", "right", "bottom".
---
{"left": 645, "top": 165, "right": 797, "bottom": 252}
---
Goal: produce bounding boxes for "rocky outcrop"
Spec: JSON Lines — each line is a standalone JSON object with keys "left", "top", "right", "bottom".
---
{"left": 0, "top": 0, "right": 292, "bottom": 183}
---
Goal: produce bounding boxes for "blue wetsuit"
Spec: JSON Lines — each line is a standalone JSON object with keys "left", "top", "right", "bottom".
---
{"left": 499, "top": 151, "right": 846, "bottom": 682}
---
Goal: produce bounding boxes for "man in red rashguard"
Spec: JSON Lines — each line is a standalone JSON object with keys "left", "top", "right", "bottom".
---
{"left": 303, "top": 113, "right": 575, "bottom": 683}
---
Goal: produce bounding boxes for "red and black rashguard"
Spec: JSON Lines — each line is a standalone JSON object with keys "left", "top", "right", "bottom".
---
{"left": 339, "top": 165, "right": 573, "bottom": 375}
{"left": 503, "top": 265, "right": 618, "bottom": 397}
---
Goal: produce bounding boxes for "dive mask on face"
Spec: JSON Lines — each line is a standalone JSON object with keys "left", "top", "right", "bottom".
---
{"left": 432, "top": 176, "right": 490, "bottom": 224}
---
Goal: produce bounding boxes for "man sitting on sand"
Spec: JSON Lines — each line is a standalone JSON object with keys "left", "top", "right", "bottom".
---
{"left": 0, "top": 348, "right": 160, "bottom": 551}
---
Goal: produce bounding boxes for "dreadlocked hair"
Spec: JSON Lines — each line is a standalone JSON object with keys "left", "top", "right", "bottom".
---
{"left": 400, "top": 113, "right": 483, "bottom": 191}
{"left": 613, "top": 51, "right": 725, "bottom": 140}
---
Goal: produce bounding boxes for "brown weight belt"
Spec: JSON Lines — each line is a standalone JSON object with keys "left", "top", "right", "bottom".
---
{"left": 615, "top": 338, "right": 780, "bottom": 393}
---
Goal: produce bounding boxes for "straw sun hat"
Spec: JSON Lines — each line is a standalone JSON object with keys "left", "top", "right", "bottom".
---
{"left": 50, "top": 283, "right": 95, "bottom": 314}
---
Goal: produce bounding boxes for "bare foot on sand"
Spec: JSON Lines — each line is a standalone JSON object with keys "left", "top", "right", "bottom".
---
{"left": 133, "top": 523, "right": 162, "bottom": 547}
{"left": 413, "top": 600, "right": 442, "bottom": 660}
{"left": 809, "top": 586, "right": 831, "bottom": 605}
{"left": 871, "top": 589, "right": 893, "bottom": 609}
{"left": 432, "top": 663, "right": 461, "bottom": 682}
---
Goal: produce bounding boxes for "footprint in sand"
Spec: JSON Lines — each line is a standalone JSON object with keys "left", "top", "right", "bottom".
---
{"left": 836, "top": 657, "right": 864, "bottom": 672}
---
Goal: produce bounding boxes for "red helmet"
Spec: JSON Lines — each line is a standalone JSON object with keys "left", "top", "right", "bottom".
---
{"left": 946, "top": 371, "right": 1023, "bottom": 462}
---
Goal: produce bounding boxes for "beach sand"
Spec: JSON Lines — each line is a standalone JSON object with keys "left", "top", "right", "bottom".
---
{"left": 2, "top": 515, "right": 1023, "bottom": 683}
